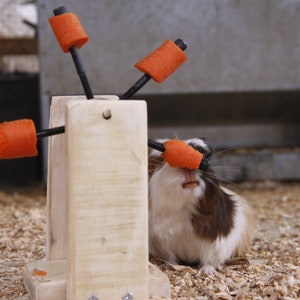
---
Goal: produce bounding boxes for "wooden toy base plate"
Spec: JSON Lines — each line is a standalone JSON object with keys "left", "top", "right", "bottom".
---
{"left": 23, "top": 260, "right": 171, "bottom": 299}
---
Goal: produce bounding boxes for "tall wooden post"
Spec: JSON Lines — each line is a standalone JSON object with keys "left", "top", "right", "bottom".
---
{"left": 65, "top": 99, "right": 148, "bottom": 299}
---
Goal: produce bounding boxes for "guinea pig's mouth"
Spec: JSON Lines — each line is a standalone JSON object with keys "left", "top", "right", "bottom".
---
{"left": 182, "top": 180, "right": 200, "bottom": 189}
{"left": 181, "top": 168, "right": 200, "bottom": 189}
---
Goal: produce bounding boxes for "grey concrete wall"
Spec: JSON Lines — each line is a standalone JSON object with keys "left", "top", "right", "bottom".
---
{"left": 37, "top": 0, "right": 300, "bottom": 181}
{"left": 38, "top": 0, "right": 300, "bottom": 103}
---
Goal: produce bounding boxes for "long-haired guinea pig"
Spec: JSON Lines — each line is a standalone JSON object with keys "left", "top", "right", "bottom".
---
{"left": 148, "top": 138, "right": 255, "bottom": 274}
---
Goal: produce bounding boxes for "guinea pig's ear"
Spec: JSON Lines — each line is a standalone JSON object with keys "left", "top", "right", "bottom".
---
{"left": 148, "top": 146, "right": 165, "bottom": 177}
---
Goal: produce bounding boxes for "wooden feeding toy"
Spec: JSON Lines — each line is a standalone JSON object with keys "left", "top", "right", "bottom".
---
{"left": 23, "top": 95, "right": 155, "bottom": 299}
{"left": 1, "top": 5, "right": 206, "bottom": 299}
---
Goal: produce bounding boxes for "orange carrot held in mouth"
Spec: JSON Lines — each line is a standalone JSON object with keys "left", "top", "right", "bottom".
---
{"left": 162, "top": 139, "right": 203, "bottom": 170}
{"left": 0, "top": 119, "right": 38, "bottom": 159}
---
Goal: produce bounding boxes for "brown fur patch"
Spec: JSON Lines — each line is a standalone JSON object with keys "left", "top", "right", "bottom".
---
{"left": 191, "top": 176, "right": 235, "bottom": 241}
{"left": 148, "top": 149, "right": 164, "bottom": 178}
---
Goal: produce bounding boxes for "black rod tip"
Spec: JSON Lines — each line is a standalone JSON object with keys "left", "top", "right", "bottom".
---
{"left": 148, "top": 139, "right": 165, "bottom": 152}
{"left": 53, "top": 6, "right": 67, "bottom": 16}
{"left": 174, "top": 39, "right": 187, "bottom": 51}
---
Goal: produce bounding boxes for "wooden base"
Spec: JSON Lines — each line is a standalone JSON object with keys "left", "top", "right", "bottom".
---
{"left": 23, "top": 260, "right": 66, "bottom": 300}
{"left": 23, "top": 261, "right": 171, "bottom": 299}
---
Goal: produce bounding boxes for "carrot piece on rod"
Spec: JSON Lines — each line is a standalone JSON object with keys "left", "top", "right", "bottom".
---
{"left": 120, "top": 39, "right": 187, "bottom": 100}
{"left": 0, "top": 119, "right": 38, "bottom": 159}
{"left": 134, "top": 39, "right": 187, "bottom": 83}
{"left": 162, "top": 139, "right": 203, "bottom": 170}
{"left": 48, "top": 10, "right": 89, "bottom": 53}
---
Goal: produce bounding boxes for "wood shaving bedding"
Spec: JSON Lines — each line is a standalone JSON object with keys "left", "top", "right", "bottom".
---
{"left": 0, "top": 182, "right": 299, "bottom": 300}
{"left": 0, "top": 184, "right": 46, "bottom": 300}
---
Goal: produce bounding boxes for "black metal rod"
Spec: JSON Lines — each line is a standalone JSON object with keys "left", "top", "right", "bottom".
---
{"left": 174, "top": 38, "right": 187, "bottom": 51}
{"left": 70, "top": 46, "right": 94, "bottom": 99}
{"left": 36, "top": 125, "right": 65, "bottom": 138}
{"left": 120, "top": 74, "right": 151, "bottom": 100}
{"left": 147, "top": 139, "right": 165, "bottom": 152}
{"left": 53, "top": 6, "right": 67, "bottom": 15}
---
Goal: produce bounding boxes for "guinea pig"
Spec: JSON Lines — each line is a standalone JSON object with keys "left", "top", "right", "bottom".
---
{"left": 148, "top": 138, "right": 255, "bottom": 274}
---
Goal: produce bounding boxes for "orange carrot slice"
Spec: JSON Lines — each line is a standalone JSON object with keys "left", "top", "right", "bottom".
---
{"left": 162, "top": 139, "right": 203, "bottom": 169}
{"left": 0, "top": 119, "right": 38, "bottom": 159}
{"left": 32, "top": 268, "right": 47, "bottom": 276}
{"left": 49, "top": 13, "right": 89, "bottom": 53}
{"left": 135, "top": 40, "right": 187, "bottom": 83}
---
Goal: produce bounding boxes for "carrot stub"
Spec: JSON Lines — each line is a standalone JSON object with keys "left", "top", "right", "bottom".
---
{"left": 162, "top": 139, "right": 203, "bottom": 170}
{"left": 32, "top": 268, "right": 47, "bottom": 276}
{"left": 135, "top": 39, "right": 187, "bottom": 83}
{"left": 49, "top": 13, "right": 89, "bottom": 53}
{"left": 0, "top": 119, "right": 38, "bottom": 159}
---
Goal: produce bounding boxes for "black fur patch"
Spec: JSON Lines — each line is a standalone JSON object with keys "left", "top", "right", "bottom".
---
{"left": 176, "top": 257, "right": 200, "bottom": 268}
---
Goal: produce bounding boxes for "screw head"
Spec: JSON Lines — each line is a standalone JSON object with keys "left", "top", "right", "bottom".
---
{"left": 102, "top": 109, "right": 112, "bottom": 120}
{"left": 122, "top": 292, "right": 133, "bottom": 300}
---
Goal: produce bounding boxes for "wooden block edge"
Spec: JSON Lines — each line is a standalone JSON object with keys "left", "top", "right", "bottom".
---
{"left": 23, "top": 260, "right": 66, "bottom": 300}
{"left": 149, "top": 262, "right": 171, "bottom": 299}
{"left": 23, "top": 260, "right": 170, "bottom": 299}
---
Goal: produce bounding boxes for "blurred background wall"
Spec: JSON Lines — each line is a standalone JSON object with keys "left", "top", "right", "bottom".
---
{"left": 0, "top": 0, "right": 41, "bottom": 185}
{"left": 1, "top": 0, "right": 300, "bottom": 184}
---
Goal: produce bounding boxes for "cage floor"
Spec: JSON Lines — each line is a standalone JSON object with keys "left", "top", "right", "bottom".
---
{"left": 0, "top": 181, "right": 299, "bottom": 299}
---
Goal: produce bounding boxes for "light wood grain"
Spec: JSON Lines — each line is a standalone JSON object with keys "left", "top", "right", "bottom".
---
{"left": 65, "top": 100, "right": 148, "bottom": 299}
{"left": 46, "top": 95, "right": 118, "bottom": 260}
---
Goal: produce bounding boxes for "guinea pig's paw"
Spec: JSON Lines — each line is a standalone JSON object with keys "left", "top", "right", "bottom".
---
{"left": 198, "top": 265, "right": 216, "bottom": 275}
